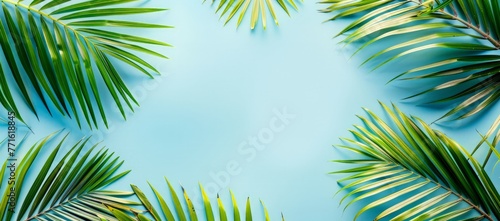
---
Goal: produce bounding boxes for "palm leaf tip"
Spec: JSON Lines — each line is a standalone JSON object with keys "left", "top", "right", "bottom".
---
{"left": 0, "top": 0, "right": 171, "bottom": 129}
{"left": 111, "top": 179, "right": 284, "bottom": 220}
{"left": 208, "top": 0, "right": 299, "bottom": 29}
{"left": 323, "top": 0, "right": 500, "bottom": 121}
{"left": 333, "top": 102, "right": 500, "bottom": 220}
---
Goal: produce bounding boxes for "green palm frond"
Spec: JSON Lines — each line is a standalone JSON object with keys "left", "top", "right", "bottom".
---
{"left": 0, "top": 0, "right": 172, "bottom": 129}
{"left": 112, "top": 178, "right": 283, "bottom": 220}
{"left": 205, "top": 0, "right": 300, "bottom": 29}
{"left": 322, "top": 0, "right": 500, "bottom": 121}
{"left": 334, "top": 102, "right": 500, "bottom": 220}
{"left": 0, "top": 132, "right": 139, "bottom": 220}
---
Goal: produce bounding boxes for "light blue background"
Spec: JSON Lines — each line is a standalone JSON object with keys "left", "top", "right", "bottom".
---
{"left": 2, "top": 0, "right": 500, "bottom": 220}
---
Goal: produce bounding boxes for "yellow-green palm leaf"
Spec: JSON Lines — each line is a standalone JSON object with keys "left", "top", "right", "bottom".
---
{"left": 112, "top": 178, "right": 283, "bottom": 220}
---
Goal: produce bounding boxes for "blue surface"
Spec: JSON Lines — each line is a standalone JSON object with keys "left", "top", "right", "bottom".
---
{"left": 1, "top": 0, "right": 500, "bottom": 220}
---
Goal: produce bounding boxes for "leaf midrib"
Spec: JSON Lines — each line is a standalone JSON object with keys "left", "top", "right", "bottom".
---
{"left": 2, "top": 0, "right": 73, "bottom": 32}
{"left": 24, "top": 193, "right": 116, "bottom": 221}
{"left": 393, "top": 163, "right": 494, "bottom": 220}
{"left": 1, "top": 0, "right": 100, "bottom": 56}
{"left": 409, "top": 0, "right": 500, "bottom": 49}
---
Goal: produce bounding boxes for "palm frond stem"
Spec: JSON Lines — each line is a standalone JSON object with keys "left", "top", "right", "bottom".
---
{"left": 346, "top": 162, "right": 494, "bottom": 220}
{"left": 407, "top": 0, "right": 500, "bottom": 48}
{"left": 3, "top": 0, "right": 72, "bottom": 31}
{"left": 435, "top": 180, "right": 493, "bottom": 221}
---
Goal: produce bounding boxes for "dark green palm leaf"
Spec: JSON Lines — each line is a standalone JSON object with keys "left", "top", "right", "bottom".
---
{"left": 321, "top": 0, "right": 500, "bottom": 121}
{"left": 334, "top": 102, "right": 500, "bottom": 220}
{"left": 0, "top": 132, "right": 139, "bottom": 220}
{"left": 112, "top": 178, "right": 281, "bottom": 220}
{"left": 205, "top": 0, "right": 300, "bottom": 29}
{"left": 0, "top": 0, "right": 172, "bottom": 129}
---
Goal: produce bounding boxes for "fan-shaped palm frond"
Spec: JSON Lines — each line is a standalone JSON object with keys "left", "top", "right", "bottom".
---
{"left": 333, "top": 102, "right": 500, "bottom": 220}
{"left": 0, "top": 132, "right": 139, "bottom": 220}
{"left": 0, "top": 0, "right": 171, "bottom": 129}
{"left": 322, "top": 0, "right": 500, "bottom": 121}
{"left": 205, "top": 0, "right": 300, "bottom": 29}
{"left": 112, "top": 178, "right": 284, "bottom": 220}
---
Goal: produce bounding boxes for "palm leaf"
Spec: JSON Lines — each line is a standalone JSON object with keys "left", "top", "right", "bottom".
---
{"left": 322, "top": 0, "right": 500, "bottom": 121}
{"left": 0, "top": 132, "right": 139, "bottom": 220}
{"left": 472, "top": 114, "right": 500, "bottom": 167}
{"left": 206, "top": 0, "right": 300, "bottom": 29}
{"left": 112, "top": 177, "right": 281, "bottom": 220}
{"left": 0, "top": 0, "right": 172, "bottom": 129}
{"left": 334, "top": 102, "right": 500, "bottom": 220}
